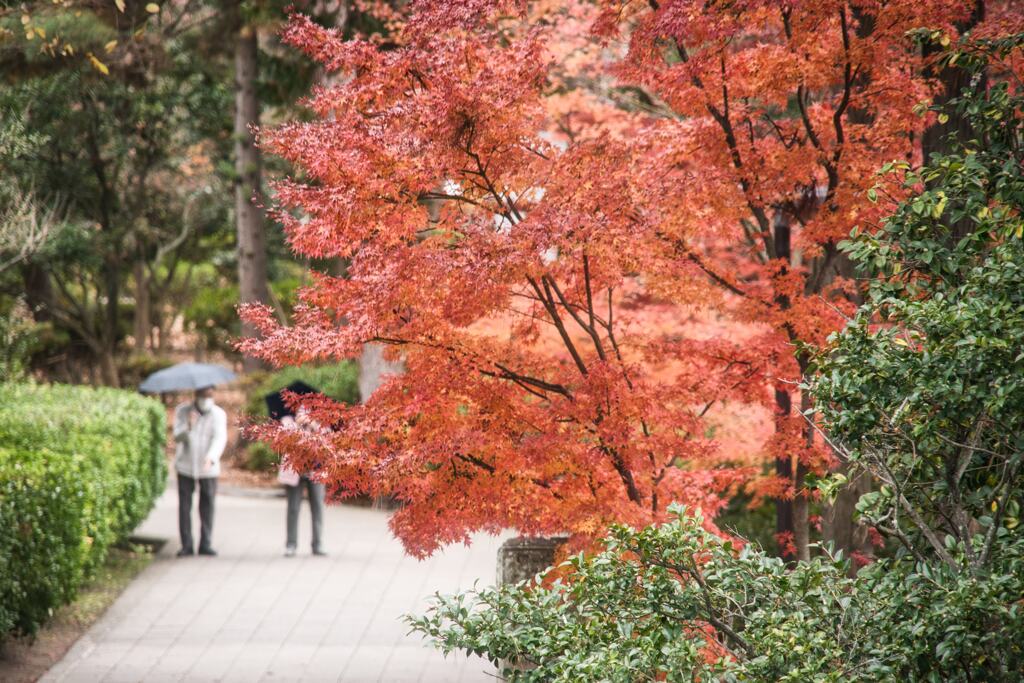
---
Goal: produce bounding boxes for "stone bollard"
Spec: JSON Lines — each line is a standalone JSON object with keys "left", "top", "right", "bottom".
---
{"left": 496, "top": 536, "right": 568, "bottom": 678}
{"left": 496, "top": 536, "right": 568, "bottom": 585}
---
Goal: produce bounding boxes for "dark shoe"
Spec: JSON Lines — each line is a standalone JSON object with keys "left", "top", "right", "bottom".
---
{"left": 197, "top": 547, "right": 218, "bottom": 556}
{"left": 312, "top": 548, "right": 328, "bottom": 557}
{"left": 176, "top": 547, "right": 194, "bottom": 557}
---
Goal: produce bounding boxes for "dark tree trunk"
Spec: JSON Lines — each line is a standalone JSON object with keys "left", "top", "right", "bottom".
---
{"left": 774, "top": 386, "right": 795, "bottom": 559}
{"left": 98, "top": 349, "right": 119, "bottom": 387}
{"left": 133, "top": 259, "right": 150, "bottom": 352}
{"left": 922, "top": 0, "right": 985, "bottom": 246}
{"left": 815, "top": 5, "right": 878, "bottom": 562}
{"left": 772, "top": 210, "right": 810, "bottom": 560}
{"left": 21, "top": 262, "right": 54, "bottom": 323}
{"left": 921, "top": 0, "right": 985, "bottom": 169}
{"left": 234, "top": 18, "right": 270, "bottom": 372}
{"left": 794, "top": 386, "right": 814, "bottom": 562}
{"left": 101, "top": 264, "right": 121, "bottom": 387}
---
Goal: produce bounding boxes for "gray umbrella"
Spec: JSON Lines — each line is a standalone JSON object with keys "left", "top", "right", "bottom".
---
{"left": 139, "top": 362, "right": 237, "bottom": 394}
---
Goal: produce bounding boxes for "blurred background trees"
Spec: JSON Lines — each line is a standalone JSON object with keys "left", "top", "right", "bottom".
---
{"left": 0, "top": 0, "right": 378, "bottom": 385}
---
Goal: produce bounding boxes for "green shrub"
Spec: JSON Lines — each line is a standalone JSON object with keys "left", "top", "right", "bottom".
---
{"left": 244, "top": 361, "right": 360, "bottom": 418}
{"left": 117, "top": 354, "right": 176, "bottom": 391}
{"left": 244, "top": 441, "right": 281, "bottom": 472}
{"left": 240, "top": 362, "right": 359, "bottom": 471}
{"left": 412, "top": 508, "right": 1024, "bottom": 682}
{"left": 0, "top": 302, "right": 42, "bottom": 382}
{"left": 0, "top": 383, "right": 166, "bottom": 637}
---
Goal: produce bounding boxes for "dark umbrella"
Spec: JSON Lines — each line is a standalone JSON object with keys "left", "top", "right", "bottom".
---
{"left": 264, "top": 380, "right": 320, "bottom": 421}
{"left": 139, "top": 362, "right": 237, "bottom": 394}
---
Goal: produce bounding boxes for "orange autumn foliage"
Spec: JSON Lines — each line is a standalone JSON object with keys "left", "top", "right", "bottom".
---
{"left": 242, "top": 0, "right": 1019, "bottom": 557}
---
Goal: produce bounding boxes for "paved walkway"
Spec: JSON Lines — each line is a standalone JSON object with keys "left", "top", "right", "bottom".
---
{"left": 43, "top": 485, "right": 509, "bottom": 682}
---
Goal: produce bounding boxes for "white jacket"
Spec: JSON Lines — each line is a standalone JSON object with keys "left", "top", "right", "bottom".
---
{"left": 173, "top": 402, "right": 228, "bottom": 478}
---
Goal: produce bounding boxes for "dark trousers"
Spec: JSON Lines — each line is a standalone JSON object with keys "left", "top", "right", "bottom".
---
{"left": 286, "top": 476, "right": 325, "bottom": 551}
{"left": 178, "top": 474, "right": 217, "bottom": 552}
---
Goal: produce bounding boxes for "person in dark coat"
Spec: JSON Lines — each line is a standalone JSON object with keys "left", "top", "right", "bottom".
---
{"left": 266, "top": 382, "right": 327, "bottom": 557}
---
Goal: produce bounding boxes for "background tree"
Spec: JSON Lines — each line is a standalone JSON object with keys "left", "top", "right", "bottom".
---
{"left": 0, "top": 0, "right": 234, "bottom": 384}
{"left": 231, "top": 0, "right": 272, "bottom": 372}
{"left": 814, "top": 30, "right": 1024, "bottom": 576}
{"left": 0, "top": 0, "right": 361, "bottom": 386}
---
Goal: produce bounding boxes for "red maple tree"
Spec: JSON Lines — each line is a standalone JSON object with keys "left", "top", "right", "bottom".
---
{"left": 243, "top": 0, "right": 1018, "bottom": 558}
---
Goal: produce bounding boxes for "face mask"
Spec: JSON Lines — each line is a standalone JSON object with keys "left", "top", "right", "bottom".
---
{"left": 196, "top": 397, "right": 214, "bottom": 413}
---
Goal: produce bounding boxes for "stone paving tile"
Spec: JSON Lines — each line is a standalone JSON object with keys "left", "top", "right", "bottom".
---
{"left": 42, "top": 487, "right": 509, "bottom": 682}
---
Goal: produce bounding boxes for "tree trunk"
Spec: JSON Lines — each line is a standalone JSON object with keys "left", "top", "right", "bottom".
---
{"left": 922, "top": 0, "right": 985, "bottom": 245}
{"left": 772, "top": 209, "right": 807, "bottom": 559}
{"left": 793, "top": 463, "right": 810, "bottom": 561}
{"left": 100, "top": 264, "right": 121, "bottom": 387}
{"left": 132, "top": 259, "right": 150, "bottom": 352}
{"left": 358, "top": 342, "right": 405, "bottom": 404}
{"left": 822, "top": 467, "right": 873, "bottom": 567}
{"left": 815, "top": 7, "right": 877, "bottom": 560}
{"left": 20, "top": 262, "right": 54, "bottom": 322}
{"left": 157, "top": 312, "right": 170, "bottom": 352}
{"left": 98, "top": 349, "right": 120, "bottom": 387}
{"left": 921, "top": 0, "right": 985, "bottom": 169}
{"left": 774, "top": 386, "right": 795, "bottom": 559}
{"left": 794, "top": 387, "right": 816, "bottom": 562}
{"left": 234, "top": 19, "right": 270, "bottom": 372}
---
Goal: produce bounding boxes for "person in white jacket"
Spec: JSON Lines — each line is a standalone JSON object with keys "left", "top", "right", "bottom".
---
{"left": 173, "top": 386, "right": 227, "bottom": 557}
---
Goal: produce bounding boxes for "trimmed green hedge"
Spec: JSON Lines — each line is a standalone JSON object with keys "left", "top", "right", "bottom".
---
{"left": 0, "top": 383, "right": 166, "bottom": 636}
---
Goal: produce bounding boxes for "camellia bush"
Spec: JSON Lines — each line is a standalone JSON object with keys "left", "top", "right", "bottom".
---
{"left": 0, "top": 383, "right": 166, "bottom": 637}
{"left": 409, "top": 37, "right": 1024, "bottom": 682}
{"left": 412, "top": 506, "right": 1024, "bottom": 682}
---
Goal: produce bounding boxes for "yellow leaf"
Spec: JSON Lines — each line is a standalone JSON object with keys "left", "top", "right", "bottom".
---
{"left": 939, "top": 35, "right": 950, "bottom": 47}
{"left": 87, "top": 52, "right": 109, "bottom": 75}
{"left": 25, "top": 31, "right": 34, "bottom": 41}
{"left": 145, "top": 3, "right": 160, "bottom": 13}
{"left": 1016, "top": 224, "right": 1023, "bottom": 239}
{"left": 115, "top": 0, "right": 126, "bottom": 11}
{"left": 34, "top": 26, "right": 45, "bottom": 39}
{"left": 937, "top": 113, "right": 949, "bottom": 124}
{"left": 104, "top": 39, "right": 117, "bottom": 53}
{"left": 21, "top": 14, "right": 30, "bottom": 25}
